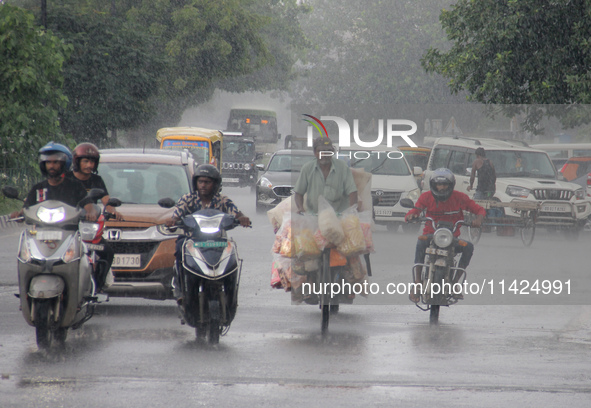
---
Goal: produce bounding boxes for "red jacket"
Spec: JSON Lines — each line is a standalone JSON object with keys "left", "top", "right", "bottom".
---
{"left": 405, "top": 190, "right": 486, "bottom": 237}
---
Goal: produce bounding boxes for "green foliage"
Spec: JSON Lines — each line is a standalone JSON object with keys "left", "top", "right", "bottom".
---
{"left": 422, "top": 0, "right": 591, "bottom": 131}
{"left": 0, "top": 5, "right": 73, "bottom": 171}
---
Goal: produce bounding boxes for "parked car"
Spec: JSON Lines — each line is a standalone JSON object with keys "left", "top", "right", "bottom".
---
{"left": 255, "top": 149, "right": 314, "bottom": 212}
{"left": 423, "top": 137, "right": 591, "bottom": 238}
{"left": 338, "top": 146, "right": 422, "bottom": 232}
{"left": 559, "top": 156, "right": 591, "bottom": 198}
{"left": 98, "top": 149, "right": 196, "bottom": 299}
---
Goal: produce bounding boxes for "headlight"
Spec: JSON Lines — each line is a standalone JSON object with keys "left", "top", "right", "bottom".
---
{"left": 433, "top": 228, "right": 453, "bottom": 248}
{"left": 194, "top": 213, "right": 224, "bottom": 234}
{"left": 244, "top": 164, "right": 251, "bottom": 171}
{"left": 406, "top": 188, "right": 420, "bottom": 201}
{"left": 259, "top": 177, "right": 272, "bottom": 189}
{"left": 37, "top": 206, "right": 66, "bottom": 223}
{"left": 506, "top": 185, "right": 530, "bottom": 198}
{"left": 79, "top": 221, "right": 100, "bottom": 241}
{"left": 575, "top": 188, "right": 584, "bottom": 200}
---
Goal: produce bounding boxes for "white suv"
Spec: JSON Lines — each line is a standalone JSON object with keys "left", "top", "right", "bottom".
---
{"left": 423, "top": 137, "right": 591, "bottom": 238}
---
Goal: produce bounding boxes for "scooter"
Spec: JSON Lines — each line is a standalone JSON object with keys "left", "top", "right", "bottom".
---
{"left": 159, "top": 199, "right": 243, "bottom": 344}
{"left": 3, "top": 186, "right": 107, "bottom": 349}
{"left": 400, "top": 198, "right": 470, "bottom": 324}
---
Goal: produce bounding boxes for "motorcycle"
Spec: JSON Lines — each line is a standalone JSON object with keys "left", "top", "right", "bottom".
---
{"left": 3, "top": 186, "right": 108, "bottom": 349}
{"left": 159, "top": 199, "right": 243, "bottom": 344}
{"left": 400, "top": 198, "right": 470, "bottom": 324}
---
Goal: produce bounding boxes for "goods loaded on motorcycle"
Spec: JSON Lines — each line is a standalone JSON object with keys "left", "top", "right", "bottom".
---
{"left": 267, "top": 166, "right": 374, "bottom": 334}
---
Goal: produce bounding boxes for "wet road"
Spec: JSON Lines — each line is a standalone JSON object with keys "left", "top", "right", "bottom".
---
{"left": 1, "top": 187, "right": 590, "bottom": 407}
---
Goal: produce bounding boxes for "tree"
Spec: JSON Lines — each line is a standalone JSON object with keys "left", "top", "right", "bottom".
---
{"left": 0, "top": 4, "right": 73, "bottom": 172}
{"left": 422, "top": 0, "right": 591, "bottom": 132}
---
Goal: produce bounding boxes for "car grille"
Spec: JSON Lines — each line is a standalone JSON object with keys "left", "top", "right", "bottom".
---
{"left": 273, "top": 186, "right": 294, "bottom": 198}
{"left": 532, "top": 189, "right": 573, "bottom": 201}
{"left": 109, "top": 241, "right": 159, "bottom": 269}
{"left": 372, "top": 190, "right": 402, "bottom": 207}
{"left": 222, "top": 162, "right": 248, "bottom": 170}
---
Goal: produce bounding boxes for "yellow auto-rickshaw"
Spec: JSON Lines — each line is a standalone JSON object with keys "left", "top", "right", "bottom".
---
{"left": 157, "top": 127, "right": 223, "bottom": 171}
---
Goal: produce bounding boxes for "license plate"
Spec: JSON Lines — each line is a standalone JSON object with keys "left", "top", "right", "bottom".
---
{"left": 194, "top": 241, "right": 228, "bottom": 248}
{"left": 85, "top": 243, "right": 105, "bottom": 251}
{"left": 112, "top": 254, "right": 141, "bottom": 268}
{"left": 36, "top": 230, "right": 63, "bottom": 241}
{"left": 374, "top": 208, "right": 393, "bottom": 216}
{"left": 222, "top": 177, "right": 239, "bottom": 183}
{"left": 541, "top": 204, "right": 570, "bottom": 212}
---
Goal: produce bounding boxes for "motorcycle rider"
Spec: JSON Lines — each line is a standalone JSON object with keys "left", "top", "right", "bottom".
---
{"left": 10, "top": 142, "right": 98, "bottom": 221}
{"left": 66, "top": 142, "right": 121, "bottom": 289}
{"left": 405, "top": 168, "right": 485, "bottom": 303}
{"left": 165, "top": 164, "right": 251, "bottom": 296}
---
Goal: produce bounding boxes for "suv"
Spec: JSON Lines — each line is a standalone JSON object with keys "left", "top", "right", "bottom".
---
{"left": 559, "top": 156, "right": 591, "bottom": 198}
{"left": 221, "top": 131, "right": 259, "bottom": 189}
{"left": 98, "top": 149, "right": 196, "bottom": 299}
{"left": 423, "top": 137, "right": 591, "bottom": 237}
{"left": 255, "top": 149, "right": 314, "bottom": 212}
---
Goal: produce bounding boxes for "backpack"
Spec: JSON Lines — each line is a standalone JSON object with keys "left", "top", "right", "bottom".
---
{"left": 477, "top": 158, "right": 496, "bottom": 193}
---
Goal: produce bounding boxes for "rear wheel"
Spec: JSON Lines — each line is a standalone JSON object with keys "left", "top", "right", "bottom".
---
{"left": 520, "top": 218, "right": 536, "bottom": 247}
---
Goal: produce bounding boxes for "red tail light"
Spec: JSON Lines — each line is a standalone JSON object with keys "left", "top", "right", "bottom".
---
{"left": 587, "top": 173, "right": 591, "bottom": 185}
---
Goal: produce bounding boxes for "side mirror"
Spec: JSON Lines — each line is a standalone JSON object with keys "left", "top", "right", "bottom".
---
{"left": 158, "top": 198, "right": 176, "bottom": 208}
{"left": 399, "top": 198, "right": 416, "bottom": 209}
{"left": 255, "top": 152, "right": 263, "bottom": 160}
{"left": 256, "top": 164, "right": 265, "bottom": 171}
{"left": 78, "top": 188, "right": 106, "bottom": 207}
{"left": 106, "top": 197, "right": 122, "bottom": 208}
{"left": 2, "top": 186, "right": 20, "bottom": 200}
{"left": 413, "top": 166, "right": 423, "bottom": 176}
{"left": 277, "top": 133, "right": 282, "bottom": 140}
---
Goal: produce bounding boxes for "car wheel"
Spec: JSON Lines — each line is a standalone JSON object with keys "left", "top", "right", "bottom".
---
{"left": 386, "top": 223, "right": 400, "bottom": 232}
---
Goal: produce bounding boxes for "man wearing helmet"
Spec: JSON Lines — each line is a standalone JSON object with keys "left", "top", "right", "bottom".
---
{"left": 10, "top": 142, "right": 98, "bottom": 221}
{"left": 67, "top": 142, "right": 122, "bottom": 220}
{"left": 405, "top": 168, "right": 486, "bottom": 303}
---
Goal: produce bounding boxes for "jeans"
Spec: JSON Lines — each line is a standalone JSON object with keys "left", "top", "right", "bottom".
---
{"left": 414, "top": 238, "right": 474, "bottom": 270}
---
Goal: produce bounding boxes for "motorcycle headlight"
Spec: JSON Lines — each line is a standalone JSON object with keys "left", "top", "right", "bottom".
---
{"left": 79, "top": 221, "right": 100, "bottom": 241}
{"left": 433, "top": 229, "right": 453, "bottom": 248}
{"left": 506, "top": 185, "right": 530, "bottom": 198}
{"left": 259, "top": 177, "right": 272, "bottom": 189}
{"left": 37, "top": 206, "right": 66, "bottom": 223}
{"left": 194, "top": 213, "right": 224, "bottom": 234}
{"left": 575, "top": 188, "right": 584, "bottom": 200}
{"left": 244, "top": 163, "right": 251, "bottom": 171}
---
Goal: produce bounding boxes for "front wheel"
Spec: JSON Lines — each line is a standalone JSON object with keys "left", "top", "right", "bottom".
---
{"left": 35, "top": 300, "right": 55, "bottom": 350}
{"left": 208, "top": 300, "right": 221, "bottom": 345}
{"left": 520, "top": 220, "right": 536, "bottom": 247}
{"left": 429, "top": 305, "right": 440, "bottom": 325}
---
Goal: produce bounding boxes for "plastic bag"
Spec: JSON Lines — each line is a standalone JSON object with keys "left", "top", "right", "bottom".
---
{"left": 267, "top": 196, "right": 295, "bottom": 233}
{"left": 318, "top": 195, "right": 345, "bottom": 245}
{"left": 270, "top": 257, "right": 282, "bottom": 289}
{"left": 350, "top": 168, "right": 373, "bottom": 213}
{"left": 292, "top": 213, "right": 322, "bottom": 259}
{"left": 336, "top": 206, "right": 366, "bottom": 257}
{"left": 358, "top": 210, "right": 374, "bottom": 253}
{"left": 275, "top": 215, "right": 295, "bottom": 258}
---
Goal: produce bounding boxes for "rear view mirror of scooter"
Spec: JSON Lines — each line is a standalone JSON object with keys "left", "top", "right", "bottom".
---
{"left": 2, "top": 186, "right": 21, "bottom": 200}
{"left": 158, "top": 197, "right": 176, "bottom": 209}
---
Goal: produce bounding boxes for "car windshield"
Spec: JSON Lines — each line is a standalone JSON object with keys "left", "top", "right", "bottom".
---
{"left": 402, "top": 151, "right": 429, "bottom": 170}
{"left": 223, "top": 140, "right": 255, "bottom": 161}
{"left": 484, "top": 151, "right": 557, "bottom": 178}
{"left": 99, "top": 162, "right": 191, "bottom": 204}
{"left": 267, "top": 154, "right": 313, "bottom": 172}
{"left": 345, "top": 151, "right": 411, "bottom": 176}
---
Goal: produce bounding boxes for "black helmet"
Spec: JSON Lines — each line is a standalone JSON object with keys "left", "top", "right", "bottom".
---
{"left": 429, "top": 168, "right": 455, "bottom": 201}
{"left": 73, "top": 142, "right": 100, "bottom": 172}
{"left": 192, "top": 164, "right": 221, "bottom": 194}
{"left": 38, "top": 141, "right": 73, "bottom": 177}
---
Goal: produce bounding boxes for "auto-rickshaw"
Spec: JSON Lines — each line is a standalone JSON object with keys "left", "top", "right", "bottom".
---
{"left": 157, "top": 127, "right": 223, "bottom": 171}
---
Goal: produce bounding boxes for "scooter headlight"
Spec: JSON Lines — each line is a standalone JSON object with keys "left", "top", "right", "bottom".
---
{"left": 194, "top": 213, "right": 224, "bottom": 234}
{"left": 433, "top": 228, "right": 453, "bottom": 248}
{"left": 79, "top": 221, "right": 100, "bottom": 242}
{"left": 37, "top": 206, "right": 66, "bottom": 223}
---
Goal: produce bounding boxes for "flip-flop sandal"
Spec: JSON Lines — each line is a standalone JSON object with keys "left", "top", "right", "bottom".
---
{"left": 409, "top": 292, "right": 420, "bottom": 303}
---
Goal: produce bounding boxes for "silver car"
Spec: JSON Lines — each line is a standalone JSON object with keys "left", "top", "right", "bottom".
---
{"left": 255, "top": 149, "right": 314, "bottom": 213}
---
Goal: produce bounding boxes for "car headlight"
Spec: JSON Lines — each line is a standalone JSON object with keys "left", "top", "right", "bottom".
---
{"left": 259, "top": 177, "right": 272, "bottom": 189}
{"left": 406, "top": 188, "right": 420, "bottom": 201}
{"left": 244, "top": 163, "right": 251, "bottom": 171}
{"left": 433, "top": 229, "right": 453, "bottom": 248}
{"left": 156, "top": 224, "right": 180, "bottom": 235}
{"left": 506, "top": 185, "right": 531, "bottom": 198}
{"left": 575, "top": 188, "right": 584, "bottom": 200}
{"left": 37, "top": 206, "right": 66, "bottom": 223}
